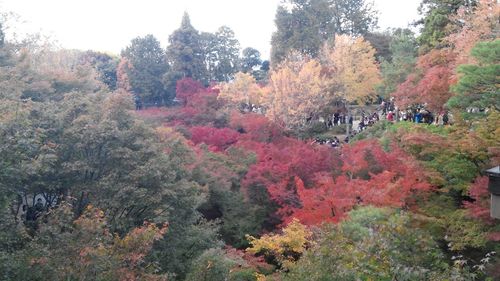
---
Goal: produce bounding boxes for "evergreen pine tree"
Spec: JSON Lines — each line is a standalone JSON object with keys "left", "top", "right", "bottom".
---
{"left": 166, "top": 12, "right": 207, "bottom": 83}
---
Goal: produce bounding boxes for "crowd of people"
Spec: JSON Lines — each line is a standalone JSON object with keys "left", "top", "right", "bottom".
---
{"left": 313, "top": 99, "right": 451, "bottom": 149}
{"left": 358, "top": 111, "right": 380, "bottom": 131}
{"left": 324, "top": 111, "right": 354, "bottom": 128}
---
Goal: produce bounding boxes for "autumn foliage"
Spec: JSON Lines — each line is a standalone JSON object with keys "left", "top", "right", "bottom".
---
{"left": 285, "top": 140, "right": 432, "bottom": 224}
{"left": 190, "top": 126, "right": 240, "bottom": 151}
{"left": 176, "top": 77, "right": 207, "bottom": 105}
{"left": 393, "top": 49, "right": 455, "bottom": 112}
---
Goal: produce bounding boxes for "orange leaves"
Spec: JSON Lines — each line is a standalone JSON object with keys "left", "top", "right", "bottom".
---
{"left": 117, "top": 58, "right": 133, "bottom": 92}
{"left": 447, "top": 0, "right": 500, "bottom": 66}
{"left": 393, "top": 49, "right": 455, "bottom": 111}
{"left": 285, "top": 140, "right": 432, "bottom": 225}
{"left": 73, "top": 206, "right": 168, "bottom": 280}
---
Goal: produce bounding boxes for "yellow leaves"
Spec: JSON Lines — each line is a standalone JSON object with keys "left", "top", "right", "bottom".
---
{"left": 262, "top": 35, "right": 380, "bottom": 130}
{"left": 263, "top": 55, "right": 327, "bottom": 129}
{"left": 219, "top": 72, "right": 264, "bottom": 106}
{"left": 255, "top": 272, "right": 267, "bottom": 281}
{"left": 246, "top": 218, "right": 312, "bottom": 266}
{"left": 322, "top": 34, "right": 381, "bottom": 104}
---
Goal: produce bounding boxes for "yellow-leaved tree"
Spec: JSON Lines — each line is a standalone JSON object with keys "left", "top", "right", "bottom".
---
{"left": 322, "top": 34, "right": 381, "bottom": 104}
{"left": 263, "top": 52, "right": 327, "bottom": 130}
{"left": 218, "top": 72, "right": 264, "bottom": 107}
{"left": 246, "top": 218, "right": 312, "bottom": 270}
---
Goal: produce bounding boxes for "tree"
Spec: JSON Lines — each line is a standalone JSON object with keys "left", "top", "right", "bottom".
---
{"left": 393, "top": 48, "right": 455, "bottom": 112}
{"left": 416, "top": 0, "right": 475, "bottom": 52}
{"left": 116, "top": 57, "right": 133, "bottom": 92}
{"left": 175, "top": 77, "right": 207, "bottom": 105}
{"left": 9, "top": 205, "right": 169, "bottom": 281}
{"left": 166, "top": 12, "right": 207, "bottom": 83}
{"left": 322, "top": 34, "right": 382, "bottom": 104}
{"left": 282, "top": 207, "right": 476, "bottom": 281}
{"left": 377, "top": 29, "right": 418, "bottom": 98}
{"left": 284, "top": 140, "right": 431, "bottom": 224}
{"left": 121, "top": 34, "right": 170, "bottom": 105}
{"left": 271, "top": 0, "right": 378, "bottom": 64}
{"left": 185, "top": 249, "right": 251, "bottom": 281}
{"left": 263, "top": 53, "right": 327, "bottom": 130}
{"left": 364, "top": 31, "right": 394, "bottom": 63}
{"left": 212, "top": 26, "right": 241, "bottom": 82}
{"left": 240, "top": 47, "right": 262, "bottom": 74}
{"left": 201, "top": 27, "right": 240, "bottom": 83}
{"left": 446, "top": 0, "right": 500, "bottom": 66}
{"left": 17, "top": 49, "right": 105, "bottom": 102}
{"left": 246, "top": 218, "right": 311, "bottom": 269}
{"left": 448, "top": 39, "right": 500, "bottom": 112}
{"left": 190, "top": 126, "right": 240, "bottom": 152}
{"left": 79, "top": 51, "right": 119, "bottom": 90}
{"left": 218, "top": 72, "right": 264, "bottom": 108}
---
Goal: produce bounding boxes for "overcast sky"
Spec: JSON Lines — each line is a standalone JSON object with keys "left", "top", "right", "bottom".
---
{"left": 0, "top": 0, "right": 421, "bottom": 59}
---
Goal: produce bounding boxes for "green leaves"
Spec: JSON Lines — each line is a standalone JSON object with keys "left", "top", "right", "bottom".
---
{"left": 122, "top": 35, "right": 170, "bottom": 105}
{"left": 450, "top": 40, "right": 500, "bottom": 112}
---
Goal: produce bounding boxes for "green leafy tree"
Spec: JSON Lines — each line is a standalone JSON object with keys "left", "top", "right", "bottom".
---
{"left": 377, "top": 29, "right": 418, "bottom": 98}
{"left": 0, "top": 89, "right": 220, "bottom": 279}
{"left": 241, "top": 47, "right": 262, "bottom": 74}
{"left": 448, "top": 39, "right": 500, "bottom": 112}
{"left": 364, "top": 31, "right": 394, "bottom": 63}
{"left": 121, "top": 34, "right": 170, "bottom": 105}
{"left": 213, "top": 26, "right": 241, "bottom": 82}
{"left": 185, "top": 248, "right": 256, "bottom": 281}
{"left": 271, "top": 0, "right": 378, "bottom": 64}
{"left": 6, "top": 205, "right": 169, "bottom": 281}
{"left": 202, "top": 26, "right": 241, "bottom": 82}
{"left": 79, "top": 50, "right": 119, "bottom": 90}
{"left": 416, "top": 0, "right": 475, "bottom": 52}
{"left": 166, "top": 12, "right": 207, "bottom": 83}
{"left": 283, "top": 207, "right": 478, "bottom": 281}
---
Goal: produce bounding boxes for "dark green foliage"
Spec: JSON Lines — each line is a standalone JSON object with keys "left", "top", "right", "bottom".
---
{"left": 153, "top": 220, "right": 222, "bottom": 280}
{"left": 271, "top": 0, "right": 378, "bottom": 64}
{"left": 166, "top": 13, "right": 207, "bottom": 84}
{"left": 241, "top": 47, "right": 262, "bottom": 74}
{"left": 377, "top": 29, "right": 418, "bottom": 98}
{"left": 80, "top": 51, "right": 119, "bottom": 90}
{"left": 202, "top": 26, "right": 241, "bottom": 82}
{"left": 186, "top": 249, "right": 238, "bottom": 281}
{"left": 211, "top": 26, "right": 241, "bottom": 82}
{"left": 0, "top": 89, "right": 219, "bottom": 279}
{"left": 282, "top": 207, "right": 464, "bottom": 281}
{"left": 193, "top": 147, "right": 262, "bottom": 248}
{"left": 122, "top": 34, "right": 170, "bottom": 105}
{"left": 449, "top": 39, "right": 500, "bottom": 112}
{"left": 416, "top": 0, "right": 476, "bottom": 52}
{"left": 364, "top": 31, "right": 394, "bottom": 62}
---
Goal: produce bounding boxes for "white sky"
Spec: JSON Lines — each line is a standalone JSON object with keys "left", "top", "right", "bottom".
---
{"left": 0, "top": 0, "right": 421, "bottom": 59}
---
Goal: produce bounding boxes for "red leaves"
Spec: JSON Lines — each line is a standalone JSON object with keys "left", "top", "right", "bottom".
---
{"left": 176, "top": 77, "right": 206, "bottom": 105}
{"left": 138, "top": 78, "right": 434, "bottom": 228}
{"left": 464, "top": 176, "right": 493, "bottom": 224}
{"left": 190, "top": 126, "right": 240, "bottom": 152}
{"left": 229, "top": 112, "right": 283, "bottom": 142}
{"left": 393, "top": 49, "right": 456, "bottom": 112}
{"left": 415, "top": 66, "right": 454, "bottom": 113}
{"left": 283, "top": 140, "right": 432, "bottom": 225}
